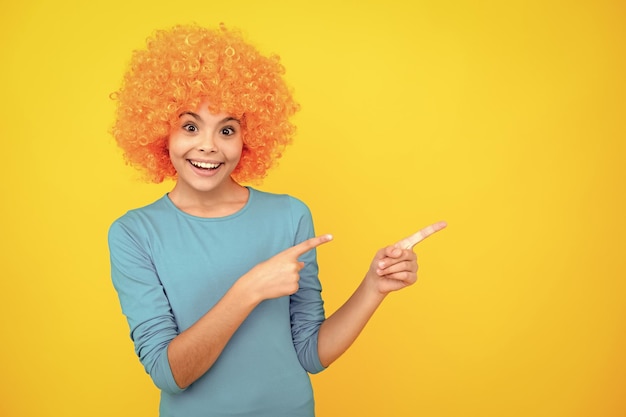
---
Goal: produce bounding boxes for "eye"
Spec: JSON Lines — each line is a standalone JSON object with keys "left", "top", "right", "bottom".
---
{"left": 220, "top": 126, "right": 236, "bottom": 136}
{"left": 182, "top": 123, "right": 198, "bottom": 133}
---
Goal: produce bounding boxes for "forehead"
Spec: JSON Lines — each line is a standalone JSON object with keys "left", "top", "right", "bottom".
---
{"left": 177, "top": 109, "right": 242, "bottom": 127}
{"left": 177, "top": 100, "right": 243, "bottom": 119}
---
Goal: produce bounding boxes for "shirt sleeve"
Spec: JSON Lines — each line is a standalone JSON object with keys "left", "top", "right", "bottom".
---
{"left": 288, "top": 198, "right": 327, "bottom": 374}
{"left": 108, "top": 217, "right": 185, "bottom": 395}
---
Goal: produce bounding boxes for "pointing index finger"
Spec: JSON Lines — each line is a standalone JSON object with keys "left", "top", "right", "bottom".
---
{"left": 395, "top": 221, "right": 447, "bottom": 250}
{"left": 289, "top": 234, "right": 334, "bottom": 258}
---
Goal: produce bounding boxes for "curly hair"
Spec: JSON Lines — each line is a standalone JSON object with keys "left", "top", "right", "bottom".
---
{"left": 111, "top": 24, "right": 300, "bottom": 183}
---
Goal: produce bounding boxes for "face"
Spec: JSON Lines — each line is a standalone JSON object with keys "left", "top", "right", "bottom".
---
{"left": 168, "top": 102, "right": 244, "bottom": 198}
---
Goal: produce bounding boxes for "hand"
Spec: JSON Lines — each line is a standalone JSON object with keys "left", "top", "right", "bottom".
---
{"left": 367, "top": 221, "right": 447, "bottom": 294}
{"left": 242, "top": 234, "right": 333, "bottom": 302}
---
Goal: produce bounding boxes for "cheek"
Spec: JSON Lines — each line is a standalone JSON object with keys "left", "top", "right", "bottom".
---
{"left": 166, "top": 141, "right": 186, "bottom": 169}
{"left": 229, "top": 140, "right": 244, "bottom": 161}
{"left": 167, "top": 135, "right": 186, "bottom": 155}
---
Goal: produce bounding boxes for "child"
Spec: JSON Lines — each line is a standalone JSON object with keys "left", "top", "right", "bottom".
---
{"left": 108, "top": 24, "right": 445, "bottom": 417}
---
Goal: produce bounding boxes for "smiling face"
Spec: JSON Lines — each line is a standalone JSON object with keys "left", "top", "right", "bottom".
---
{"left": 167, "top": 102, "right": 244, "bottom": 202}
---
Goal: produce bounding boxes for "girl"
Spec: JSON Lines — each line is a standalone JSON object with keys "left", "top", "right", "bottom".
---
{"left": 108, "top": 24, "right": 445, "bottom": 417}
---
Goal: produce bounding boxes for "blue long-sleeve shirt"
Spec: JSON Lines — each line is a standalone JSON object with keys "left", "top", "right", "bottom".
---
{"left": 108, "top": 187, "right": 326, "bottom": 416}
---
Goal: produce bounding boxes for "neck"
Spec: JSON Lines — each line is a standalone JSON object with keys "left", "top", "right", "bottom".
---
{"left": 168, "top": 180, "right": 249, "bottom": 218}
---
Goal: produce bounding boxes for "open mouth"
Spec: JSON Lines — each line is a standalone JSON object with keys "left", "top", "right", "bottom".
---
{"left": 189, "top": 160, "right": 222, "bottom": 170}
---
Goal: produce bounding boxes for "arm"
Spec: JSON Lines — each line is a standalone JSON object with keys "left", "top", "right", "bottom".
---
{"left": 317, "top": 222, "right": 447, "bottom": 368}
{"left": 110, "top": 216, "right": 333, "bottom": 391}
{"left": 167, "top": 234, "right": 332, "bottom": 389}
{"left": 165, "top": 278, "right": 258, "bottom": 389}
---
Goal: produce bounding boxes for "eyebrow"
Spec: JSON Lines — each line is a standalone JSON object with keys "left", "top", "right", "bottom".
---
{"left": 178, "top": 112, "right": 241, "bottom": 125}
{"left": 179, "top": 111, "right": 202, "bottom": 120}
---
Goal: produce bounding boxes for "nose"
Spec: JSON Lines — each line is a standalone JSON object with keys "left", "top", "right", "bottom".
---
{"left": 197, "top": 132, "right": 217, "bottom": 153}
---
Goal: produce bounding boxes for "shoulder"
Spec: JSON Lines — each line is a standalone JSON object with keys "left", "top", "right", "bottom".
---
{"left": 249, "top": 187, "right": 310, "bottom": 210}
{"left": 248, "top": 187, "right": 311, "bottom": 217}
{"left": 108, "top": 195, "right": 171, "bottom": 242}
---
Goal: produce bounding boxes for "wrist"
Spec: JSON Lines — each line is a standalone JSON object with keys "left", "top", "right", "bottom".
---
{"left": 362, "top": 272, "right": 388, "bottom": 302}
{"left": 232, "top": 274, "right": 262, "bottom": 308}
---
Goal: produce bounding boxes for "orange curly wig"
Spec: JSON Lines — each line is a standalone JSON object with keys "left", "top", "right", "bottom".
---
{"left": 111, "top": 24, "right": 300, "bottom": 183}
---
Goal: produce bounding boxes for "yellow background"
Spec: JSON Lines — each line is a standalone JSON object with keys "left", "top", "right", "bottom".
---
{"left": 1, "top": 0, "right": 624, "bottom": 416}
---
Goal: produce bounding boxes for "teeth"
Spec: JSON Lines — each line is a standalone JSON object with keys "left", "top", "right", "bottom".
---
{"left": 190, "top": 160, "right": 220, "bottom": 169}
